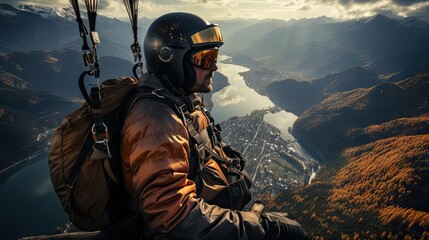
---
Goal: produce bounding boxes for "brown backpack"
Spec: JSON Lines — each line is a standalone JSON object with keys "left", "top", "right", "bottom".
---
{"left": 49, "top": 77, "right": 140, "bottom": 231}
{"left": 49, "top": 76, "right": 188, "bottom": 231}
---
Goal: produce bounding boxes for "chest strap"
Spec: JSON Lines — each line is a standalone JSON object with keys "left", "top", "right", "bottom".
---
{"left": 148, "top": 89, "right": 216, "bottom": 167}
{"left": 152, "top": 89, "right": 206, "bottom": 160}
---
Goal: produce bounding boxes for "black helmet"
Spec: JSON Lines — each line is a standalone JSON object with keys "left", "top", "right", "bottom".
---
{"left": 144, "top": 12, "right": 224, "bottom": 91}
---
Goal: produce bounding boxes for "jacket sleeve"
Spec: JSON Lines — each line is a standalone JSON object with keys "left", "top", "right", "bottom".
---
{"left": 122, "top": 100, "right": 196, "bottom": 232}
{"left": 122, "top": 100, "right": 266, "bottom": 239}
{"left": 165, "top": 199, "right": 266, "bottom": 240}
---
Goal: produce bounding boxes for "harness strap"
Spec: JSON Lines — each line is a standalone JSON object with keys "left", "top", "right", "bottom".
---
{"left": 69, "top": 0, "right": 92, "bottom": 67}
{"left": 201, "top": 105, "right": 222, "bottom": 147}
{"left": 123, "top": 0, "right": 143, "bottom": 78}
{"left": 187, "top": 123, "right": 207, "bottom": 170}
{"left": 90, "top": 87, "right": 111, "bottom": 156}
{"left": 149, "top": 89, "right": 210, "bottom": 161}
{"left": 84, "top": 0, "right": 100, "bottom": 78}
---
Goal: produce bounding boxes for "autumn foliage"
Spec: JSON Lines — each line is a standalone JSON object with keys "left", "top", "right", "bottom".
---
{"left": 264, "top": 73, "right": 429, "bottom": 239}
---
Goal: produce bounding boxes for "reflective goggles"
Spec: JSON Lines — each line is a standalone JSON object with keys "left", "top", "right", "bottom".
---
{"left": 190, "top": 25, "right": 224, "bottom": 46}
{"left": 191, "top": 49, "right": 219, "bottom": 70}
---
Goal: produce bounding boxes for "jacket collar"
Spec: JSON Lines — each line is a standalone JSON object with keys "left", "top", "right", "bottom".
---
{"left": 139, "top": 73, "right": 165, "bottom": 90}
{"left": 139, "top": 73, "right": 202, "bottom": 112}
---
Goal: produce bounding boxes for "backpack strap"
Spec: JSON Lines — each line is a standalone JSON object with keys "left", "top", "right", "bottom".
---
{"left": 65, "top": 130, "right": 94, "bottom": 189}
{"left": 65, "top": 86, "right": 109, "bottom": 190}
{"left": 65, "top": 88, "right": 148, "bottom": 190}
{"left": 90, "top": 87, "right": 112, "bottom": 157}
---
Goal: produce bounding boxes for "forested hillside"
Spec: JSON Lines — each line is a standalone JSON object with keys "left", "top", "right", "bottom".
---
{"left": 260, "top": 73, "right": 429, "bottom": 239}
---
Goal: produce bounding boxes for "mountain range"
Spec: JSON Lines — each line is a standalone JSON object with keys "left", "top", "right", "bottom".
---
{"left": 293, "top": 73, "right": 429, "bottom": 159}
{"left": 2, "top": 3, "right": 428, "bottom": 82}
{"left": 0, "top": 3, "right": 152, "bottom": 61}
{"left": 229, "top": 14, "right": 429, "bottom": 81}
{"left": 260, "top": 73, "right": 429, "bottom": 239}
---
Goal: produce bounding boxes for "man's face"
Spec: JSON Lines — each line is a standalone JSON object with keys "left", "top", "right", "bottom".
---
{"left": 190, "top": 61, "right": 218, "bottom": 93}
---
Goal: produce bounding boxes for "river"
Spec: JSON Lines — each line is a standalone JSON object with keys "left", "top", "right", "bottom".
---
{"left": 214, "top": 57, "right": 300, "bottom": 144}
{"left": 0, "top": 57, "right": 318, "bottom": 239}
{"left": 211, "top": 56, "right": 274, "bottom": 123}
{"left": 213, "top": 58, "right": 319, "bottom": 184}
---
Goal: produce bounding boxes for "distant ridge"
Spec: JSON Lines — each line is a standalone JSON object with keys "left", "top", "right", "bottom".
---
{"left": 0, "top": 49, "right": 134, "bottom": 97}
{"left": 266, "top": 67, "right": 379, "bottom": 115}
{"left": 0, "top": 88, "right": 80, "bottom": 169}
{"left": 231, "top": 14, "right": 429, "bottom": 80}
{"left": 0, "top": 3, "right": 151, "bottom": 60}
{"left": 292, "top": 72, "right": 429, "bottom": 159}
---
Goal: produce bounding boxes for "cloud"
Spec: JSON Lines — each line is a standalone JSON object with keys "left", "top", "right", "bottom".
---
{"left": 283, "top": 0, "right": 307, "bottom": 8}
{"left": 303, "top": 0, "right": 429, "bottom": 19}
{"left": 407, "top": 3, "right": 429, "bottom": 16}
{"left": 149, "top": 0, "right": 180, "bottom": 4}
{"left": 299, "top": 5, "right": 311, "bottom": 11}
{"left": 3, "top": 0, "right": 429, "bottom": 21}
{"left": 215, "top": 87, "right": 246, "bottom": 107}
{"left": 97, "top": 1, "right": 110, "bottom": 10}
{"left": 338, "top": 0, "right": 373, "bottom": 6}
{"left": 392, "top": 0, "right": 428, "bottom": 6}
{"left": 0, "top": 0, "right": 68, "bottom": 5}
{"left": 180, "top": 0, "right": 228, "bottom": 4}
{"left": 311, "top": 0, "right": 429, "bottom": 10}
{"left": 283, "top": 2, "right": 295, "bottom": 7}
{"left": 331, "top": 1, "right": 402, "bottom": 19}
{"left": 180, "top": 0, "right": 236, "bottom": 8}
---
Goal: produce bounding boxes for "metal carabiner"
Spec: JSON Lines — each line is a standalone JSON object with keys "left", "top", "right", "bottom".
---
{"left": 91, "top": 123, "right": 109, "bottom": 143}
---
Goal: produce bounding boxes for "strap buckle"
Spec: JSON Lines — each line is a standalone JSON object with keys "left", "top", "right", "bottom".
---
{"left": 82, "top": 50, "right": 94, "bottom": 67}
{"left": 131, "top": 43, "right": 141, "bottom": 62}
{"left": 91, "top": 31, "right": 100, "bottom": 44}
{"left": 91, "top": 123, "right": 112, "bottom": 157}
{"left": 194, "top": 144, "right": 206, "bottom": 171}
{"left": 176, "top": 103, "right": 191, "bottom": 125}
{"left": 226, "top": 157, "right": 241, "bottom": 172}
{"left": 91, "top": 123, "right": 109, "bottom": 143}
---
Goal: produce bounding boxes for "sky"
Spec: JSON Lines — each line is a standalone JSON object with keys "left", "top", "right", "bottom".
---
{"left": 1, "top": 0, "right": 429, "bottom": 21}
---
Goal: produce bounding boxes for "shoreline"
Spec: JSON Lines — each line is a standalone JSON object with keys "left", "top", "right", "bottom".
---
{"left": 0, "top": 151, "right": 48, "bottom": 174}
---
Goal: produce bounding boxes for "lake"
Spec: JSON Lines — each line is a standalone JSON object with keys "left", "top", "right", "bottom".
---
{"left": 0, "top": 153, "right": 68, "bottom": 240}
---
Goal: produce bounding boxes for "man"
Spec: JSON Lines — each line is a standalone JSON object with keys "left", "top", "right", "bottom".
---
{"left": 121, "top": 12, "right": 309, "bottom": 240}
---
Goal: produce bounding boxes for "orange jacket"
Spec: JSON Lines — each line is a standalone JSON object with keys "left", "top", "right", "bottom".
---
{"left": 121, "top": 74, "right": 265, "bottom": 239}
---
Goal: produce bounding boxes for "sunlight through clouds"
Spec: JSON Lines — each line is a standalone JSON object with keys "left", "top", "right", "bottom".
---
{"left": 1, "top": 0, "right": 429, "bottom": 20}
